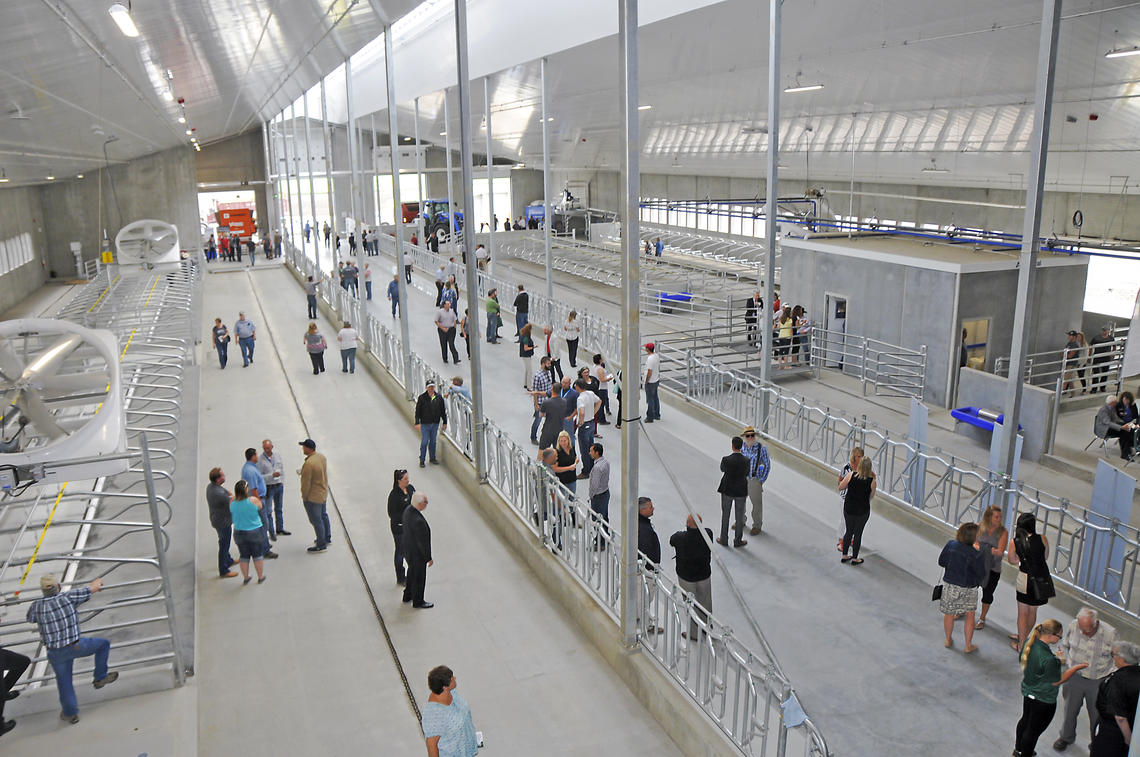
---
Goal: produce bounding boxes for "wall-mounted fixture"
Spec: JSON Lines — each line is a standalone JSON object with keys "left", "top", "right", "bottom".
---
{"left": 108, "top": 3, "right": 139, "bottom": 38}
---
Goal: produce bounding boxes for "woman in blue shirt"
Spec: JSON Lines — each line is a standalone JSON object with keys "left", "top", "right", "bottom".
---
{"left": 422, "top": 665, "right": 478, "bottom": 757}
{"left": 937, "top": 522, "right": 986, "bottom": 652}
{"left": 230, "top": 480, "right": 267, "bottom": 585}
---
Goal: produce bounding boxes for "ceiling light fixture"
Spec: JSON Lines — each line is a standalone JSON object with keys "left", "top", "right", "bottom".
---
{"left": 784, "top": 70, "right": 823, "bottom": 94}
{"left": 185, "top": 129, "right": 192, "bottom": 135}
{"left": 108, "top": 3, "right": 139, "bottom": 38}
{"left": 45, "top": 176, "right": 55, "bottom": 181}
{"left": 403, "top": 136, "right": 413, "bottom": 142}
{"left": 76, "top": 174, "right": 84, "bottom": 179}
{"left": 178, "top": 116, "right": 186, "bottom": 124}
{"left": 439, "top": 131, "right": 446, "bottom": 136}
{"left": 1105, "top": 46, "right": 1140, "bottom": 58}
{"left": 638, "top": 104, "right": 652, "bottom": 111}
{"left": 0, "top": 170, "right": 8, "bottom": 184}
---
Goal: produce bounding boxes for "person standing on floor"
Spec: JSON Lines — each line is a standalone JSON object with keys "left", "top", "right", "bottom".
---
{"left": 414, "top": 380, "right": 447, "bottom": 468}
{"left": 563, "top": 311, "right": 580, "bottom": 368}
{"left": 543, "top": 325, "right": 565, "bottom": 382}
{"left": 529, "top": 356, "right": 554, "bottom": 444}
{"left": 637, "top": 497, "right": 663, "bottom": 634}
{"left": 575, "top": 379, "right": 601, "bottom": 476}
{"left": 745, "top": 291, "right": 761, "bottom": 345}
{"left": 364, "top": 263, "right": 373, "bottom": 300}
{"left": 519, "top": 323, "right": 536, "bottom": 390}
{"left": 387, "top": 273, "right": 401, "bottom": 317}
{"left": 304, "top": 323, "right": 327, "bottom": 375}
{"left": 421, "top": 665, "right": 479, "bottom": 756}
{"left": 26, "top": 575, "right": 117, "bottom": 724}
{"left": 670, "top": 513, "right": 713, "bottom": 640}
{"left": 552, "top": 431, "right": 579, "bottom": 499}
{"left": 304, "top": 275, "right": 319, "bottom": 319}
{"left": 513, "top": 285, "right": 529, "bottom": 341}
{"left": 211, "top": 318, "right": 230, "bottom": 369}
{"left": 739, "top": 426, "right": 770, "bottom": 535}
{"left": 206, "top": 467, "right": 238, "bottom": 578}
{"left": 838, "top": 456, "right": 875, "bottom": 565}
{"left": 229, "top": 480, "right": 269, "bottom": 585}
{"left": 387, "top": 469, "right": 415, "bottom": 586}
{"left": 0, "top": 621, "right": 29, "bottom": 736}
{"left": 299, "top": 438, "right": 331, "bottom": 553}
{"left": 234, "top": 312, "right": 256, "bottom": 367}
{"left": 643, "top": 343, "right": 661, "bottom": 422}
{"left": 435, "top": 301, "right": 461, "bottom": 365}
{"left": 485, "top": 289, "right": 501, "bottom": 344}
{"left": 445, "top": 376, "right": 472, "bottom": 404}
{"left": 937, "top": 522, "right": 986, "bottom": 653}
{"left": 1053, "top": 608, "right": 1118, "bottom": 752}
{"left": 337, "top": 321, "right": 359, "bottom": 374}
{"left": 258, "top": 439, "right": 290, "bottom": 538}
{"left": 403, "top": 492, "right": 434, "bottom": 609}
{"left": 241, "top": 448, "right": 278, "bottom": 556}
{"left": 593, "top": 354, "right": 612, "bottom": 424}
{"left": 537, "top": 390, "right": 567, "bottom": 451}
{"left": 1007, "top": 512, "right": 1055, "bottom": 652}
{"left": 1089, "top": 642, "right": 1140, "bottom": 756}
{"left": 434, "top": 265, "right": 447, "bottom": 306}
{"left": 588, "top": 443, "right": 610, "bottom": 545}
{"left": 975, "top": 504, "right": 1008, "bottom": 632}
{"left": 1014, "top": 619, "right": 1089, "bottom": 757}
{"left": 837, "top": 447, "right": 864, "bottom": 551}
{"left": 716, "top": 436, "right": 749, "bottom": 548}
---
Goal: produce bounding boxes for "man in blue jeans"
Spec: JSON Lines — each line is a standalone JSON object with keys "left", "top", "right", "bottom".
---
{"left": 257, "top": 439, "right": 290, "bottom": 538}
{"left": 414, "top": 380, "right": 448, "bottom": 467}
{"left": 643, "top": 342, "right": 661, "bottom": 422}
{"left": 574, "top": 379, "right": 601, "bottom": 475}
{"left": 234, "top": 312, "right": 256, "bottom": 366}
{"left": 588, "top": 443, "right": 611, "bottom": 548}
{"left": 299, "top": 439, "right": 331, "bottom": 553}
{"left": 26, "top": 575, "right": 118, "bottom": 724}
{"left": 241, "top": 448, "right": 278, "bottom": 558}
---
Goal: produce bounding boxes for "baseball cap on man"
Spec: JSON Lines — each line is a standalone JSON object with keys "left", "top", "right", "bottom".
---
{"left": 644, "top": 342, "right": 656, "bottom": 351}
{"left": 425, "top": 379, "right": 436, "bottom": 387}
{"left": 298, "top": 439, "right": 316, "bottom": 450}
{"left": 40, "top": 574, "right": 60, "bottom": 591}
{"left": 1066, "top": 330, "right": 1078, "bottom": 336}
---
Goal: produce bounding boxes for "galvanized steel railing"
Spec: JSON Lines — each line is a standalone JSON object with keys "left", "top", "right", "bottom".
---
{"left": 994, "top": 329, "right": 1128, "bottom": 400}
{"left": 284, "top": 242, "right": 828, "bottom": 757}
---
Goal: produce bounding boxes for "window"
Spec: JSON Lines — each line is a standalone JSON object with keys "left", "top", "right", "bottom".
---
{"left": 0, "top": 232, "right": 35, "bottom": 277}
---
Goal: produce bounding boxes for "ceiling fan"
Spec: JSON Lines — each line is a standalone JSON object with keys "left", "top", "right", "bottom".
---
{"left": 115, "top": 219, "right": 182, "bottom": 270}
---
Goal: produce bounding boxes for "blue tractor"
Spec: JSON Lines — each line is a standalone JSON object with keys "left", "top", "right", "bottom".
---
{"left": 421, "top": 199, "right": 464, "bottom": 244}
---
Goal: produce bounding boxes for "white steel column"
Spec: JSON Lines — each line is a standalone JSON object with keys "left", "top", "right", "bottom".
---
{"left": 345, "top": 59, "right": 362, "bottom": 254}
{"left": 371, "top": 113, "right": 381, "bottom": 226}
{"left": 385, "top": 26, "right": 414, "bottom": 400}
{"left": 443, "top": 91, "right": 458, "bottom": 260}
{"left": 262, "top": 120, "right": 279, "bottom": 240}
{"left": 320, "top": 78, "right": 340, "bottom": 272}
{"left": 414, "top": 97, "right": 425, "bottom": 215}
{"left": 760, "top": 0, "right": 780, "bottom": 389}
{"left": 617, "top": 0, "right": 641, "bottom": 650}
{"left": 290, "top": 102, "right": 305, "bottom": 260}
{"left": 454, "top": 0, "right": 488, "bottom": 480}
{"left": 484, "top": 77, "right": 495, "bottom": 268}
{"left": 304, "top": 93, "right": 320, "bottom": 270}
{"left": 541, "top": 57, "right": 553, "bottom": 306}
{"left": 999, "top": 0, "right": 1062, "bottom": 479}
{"left": 283, "top": 104, "right": 297, "bottom": 253}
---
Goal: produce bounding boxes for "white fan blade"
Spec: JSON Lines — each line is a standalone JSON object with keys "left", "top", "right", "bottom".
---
{"left": 37, "top": 371, "right": 110, "bottom": 395}
{"left": 0, "top": 342, "right": 24, "bottom": 382}
{"left": 21, "top": 334, "right": 82, "bottom": 382}
{"left": 17, "top": 390, "right": 67, "bottom": 440}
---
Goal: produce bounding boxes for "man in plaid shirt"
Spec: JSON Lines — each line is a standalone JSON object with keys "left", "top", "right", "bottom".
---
{"left": 26, "top": 574, "right": 118, "bottom": 723}
{"left": 530, "top": 356, "right": 554, "bottom": 444}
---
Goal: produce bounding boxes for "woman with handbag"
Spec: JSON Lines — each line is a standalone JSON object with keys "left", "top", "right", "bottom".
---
{"left": 1013, "top": 619, "right": 1089, "bottom": 757}
{"left": 937, "top": 522, "right": 986, "bottom": 652}
{"left": 303, "top": 322, "right": 327, "bottom": 375}
{"left": 975, "top": 505, "right": 1008, "bottom": 631}
{"left": 1007, "top": 512, "right": 1054, "bottom": 652}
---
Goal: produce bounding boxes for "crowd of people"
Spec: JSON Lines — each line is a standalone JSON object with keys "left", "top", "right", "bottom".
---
{"left": 205, "top": 229, "right": 282, "bottom": 263}
{"left": 1064, "top": 324, "right": 1119, "bottom": 397}
{"left": 742, "top": 290, "right": 812, "bottom": 367}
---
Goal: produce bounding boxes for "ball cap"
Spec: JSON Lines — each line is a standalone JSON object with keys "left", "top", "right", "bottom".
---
{"left": 644, "top": 342, "right": 655, "bottom": 350}
{"left": 298, "top": 438, "right": 316, "bottom": 450}
{"left": 426, "top": 379, "right": 436, "bottom": 387}
{"left": 40, "top": 574, "right": 60, "bottom": 591}
{"left": 1067, "top": 330, "right": 1078, "bottom": 336}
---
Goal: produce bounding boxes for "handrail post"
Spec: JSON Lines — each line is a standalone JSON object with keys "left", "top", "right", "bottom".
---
{"left": 140, "top": 433, "right": 186, "bottom": 686}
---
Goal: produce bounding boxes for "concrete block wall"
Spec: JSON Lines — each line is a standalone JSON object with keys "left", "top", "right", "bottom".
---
{"left": 956, "top": 367, "right": 1054, "bottom": 461}
{"left": 0, "top": 186, "right": 49, "bottom": 309}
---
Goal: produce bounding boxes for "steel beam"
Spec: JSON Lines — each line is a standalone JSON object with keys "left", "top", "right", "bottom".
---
{"left": 541, "top": 57, "right": 554, "bottom": 307}
{"left": 760, "top": 0, "right": 780, "bottom": 389}
{"left": 261, "top": 120, "right": 278, "bottom": 241}
{"left": 304, "top": 92, "right": 321, "bottom": 270}
{"left": 415, "top": 97, "right": 425, "bottom": 214}
{"left": 385, "top": 26, "right": 415, "bottom": 400}
{"left": 320, "top": 77, "right": 339, "bottom": 272}
{"left": 485, "top": 76, "right": 496, "bottom": 269}
{"left": 444, "top": 91, "right": 458, "bottom": 261}
{"left": 283, "top": 104, "right": 297, "bottom": 253}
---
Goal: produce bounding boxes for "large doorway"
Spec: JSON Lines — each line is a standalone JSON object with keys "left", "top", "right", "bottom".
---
{"left": 198, "top": 190, "right": 260, "bottom": 243}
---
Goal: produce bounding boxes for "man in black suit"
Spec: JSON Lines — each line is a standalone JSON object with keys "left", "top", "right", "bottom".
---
{"left": 717, "top": 436, "right": 749, "bottom": 547}
{"left": 745, "top": 291, "right": 761, "bottom": 345}
{"left": 402, "top": 492, "right": 434, "bottom": 609}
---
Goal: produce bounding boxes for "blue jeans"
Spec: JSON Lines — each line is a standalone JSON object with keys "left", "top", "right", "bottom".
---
{"left": 47, "top": 637, "right": 110, "bottom": 717}
{"left": 256, "top": 495, "right": 274, "bottom": 539}
{"left": 531, "top": 410, "right": 542, "bottom": 442}
{"left": 216, "top": 342, "right": 228, "bottom": 369}
{"left": 578, "top": 421, "right": 595, "bottom": 473}
{"left": 419, "top": 423, "right": 440, "bottom": 463}
{"left": 214, "top": 525, "right": 234, "bottom": 575}
{"left": 341, "top": 348, "right": 356, "bottom": 372}
{"left": 645, "top": 382, "right": 660, "bottom": 420}
{"left": 392, "top": 298, "right": 400, "bottom": 317}
{"left": 239, "top": 336, "right": 255, "bottom": 365}
{"left": 365, "top": 281, "right": 373, "bottom": 300}
{"left": 307, "top": 294, "right": 318, "bottom": 318}
{"left": 264, "top": 483, "right": 284, "bottom": 532}
{"left": 486, "top": 313, "right": 497, "bottom": 341}
{"left": 304, "top": 500, "right": 330, "bottom": 548}
{"left": 515, "top": 311, "right": 527, "bottom": 338}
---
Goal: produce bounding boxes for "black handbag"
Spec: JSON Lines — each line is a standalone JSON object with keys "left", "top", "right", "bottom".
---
{"left": 931, "top": 584, "right": 943, "bottom": 602}
{"left": 1029, "top": 574, "right": 1056, "bottom": 601}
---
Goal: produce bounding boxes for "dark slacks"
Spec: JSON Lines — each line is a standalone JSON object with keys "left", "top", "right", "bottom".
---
{"left": 404, "top": 559, "right": 428, "bottom": 604}
{"left": 391, "top": 530, "right": 406, "bottom": 583}
{"left": 0, "top": 647, "right": 30, "bottom": 719}
{"left": 842, "top": 511, "right": 870, "bottom": 558}
{"left": 1014, "top": 696, "right": 1057, "bottom": 756}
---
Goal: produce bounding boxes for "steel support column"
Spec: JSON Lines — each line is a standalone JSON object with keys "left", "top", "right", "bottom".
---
{"left": 454, "top": 0, "right": 488, "bottom": 480}
{"left": 541, "top": 57, "right": 553, "bottom": 307}
{"left": 261, "top": 121, "right": 279, "bottom": 241}
{"left": 290, "top": 102, "right": 304, "bottom": 260}
{"left": 444, "top": 91, "right": 458, "bottom": 261}
{"left": 346, "top": 58, "right": 366, "bottom": 332}
{"left": 760, "top": 0, "right": 781, "bottom": 390}
{"left": 414, "top": 97, "right": 425, "bottom": 215}
{"left": 304, "top": 92, "right": 320, "bottom": 270}
{"left": 484, "top": 76, "right": 495, "bottom": 269}
{"left": 385, "top": 26, "right": 414, "bottom": 400}
{"left": 1000, "top": 0, "right": 1062, "bottom": 479}
{"left": 282, "top": 105, "right": 297, "bottom": 252}
{"left": 617, "top": 0, "right": 641, "bottom": 650}
{"left": 371, "top": 113, "right": 381, "bottom": 226}
{"left": 320, "top": 78, "right": 339, "bottom": 272}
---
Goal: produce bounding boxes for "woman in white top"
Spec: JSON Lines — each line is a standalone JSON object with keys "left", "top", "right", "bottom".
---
{"left": 337, "top": 321, "right": 359, "bottom": 374}
{"left": 593, "top": 353, "right": 613, "bottom": 424}
{"left": 544, "top": 325, "right": 566, "bottom": 382}
{"left": 563, "top": 311, "right": 581, "bottom": 368}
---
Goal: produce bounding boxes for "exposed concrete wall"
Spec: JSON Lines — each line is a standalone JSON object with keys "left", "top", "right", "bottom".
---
{"left": 38, "top": 146, "right": 199, "bottom": 275}
{"left": 956, "top": 367, "right": 1054, "bottom": 461}
{"left": 781, "top": 243, "right": 956, "bottom": 406}
{"left": 0, "top": 186, "right": 49, "bottom": 307}
{"left": 196, "top": 129, "right": 268, "bottom": 235}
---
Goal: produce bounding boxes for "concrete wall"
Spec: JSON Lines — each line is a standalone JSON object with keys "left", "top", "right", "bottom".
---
{"left": 780, "top": 243, "right": 956, "bottom": 406}
{"left": 38, "top": 146, "right": 199, "bottom": 274}
{"left": 958, "top": 263, "right": 1088, "bottom": 372}
{"left": 0, "top": 186, "right": 49, "bottom": 307}
{"left": 196, "top": 129, "right": 269, "bottom": 235}
{"left": 956, "top": 367, "right": 1055, "bottom": 462}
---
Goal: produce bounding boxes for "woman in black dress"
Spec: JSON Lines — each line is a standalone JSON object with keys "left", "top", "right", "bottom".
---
{"left": 1006, "top": 512, "right": 1054, "bottom": 652}
{"left": 386, "top": 469, "right": 415, "bottom": 585}
{"left": 838, "top": 457, "right": 875, "bottom": 565}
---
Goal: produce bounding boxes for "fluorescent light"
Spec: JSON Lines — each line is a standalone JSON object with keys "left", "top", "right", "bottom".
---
{"left": 45, "top": 176, "right": 55, "bottom": 181}
{"left": 108, "top": 3, "right": 139, "bottom": 38}
{"left": 1106, "top": 47, "right": 1140, "bottom": 59}
{"left": 185, "top": 129, "right": 192, "bottom": 135}
{"left": 76, "top": 174, "right": 84, "bottom": 179}
{"left": 0, "top": 175, "right": 8, "bottom": 184}
{"left": 439, "top": 131, "right": 446, "bottom": 136}
{"left": 638, "top": 104, "right": 652, "bottom": 111}
{"left": 546, "top": 116, "right": 554, "bottom": 122}
{"left": 403, "top": 136, "right": 412, "bottom": 142}
{"left": 178, "top": 116, "right": 186, "bottom": 124}
{"left": 784, "top": 83, "right": 824, "bottom": 94}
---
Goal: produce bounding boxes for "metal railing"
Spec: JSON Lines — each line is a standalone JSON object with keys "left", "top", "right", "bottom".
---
{"left": 283, "top": 241, "right": 828, "bottom": 757}
{"left": 808, "top": 326, "right": 927, "bottom": 399}
{"left": 994, "top": 330, "right": 1129, "bottom": 400}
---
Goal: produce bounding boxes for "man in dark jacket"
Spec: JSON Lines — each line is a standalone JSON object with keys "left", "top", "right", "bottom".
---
{"left": 637, "top": 497, "right": 662, "bottom": 634}
{"left": 414, "top": 380, "right": 448, "bottom": 467}
{"left": 402, "top": 492, "right": 434, "bottom": 609}
{"left": 745, "top": 291, "right": 760, "bottom": 345}
{"left": 1088, "top": 324, "right": 1116, "bottom": 393}
{"left": 206, "top": 468, "right": 238, "bottom": 578}
{"left": 513, "top": 285, "right": 529, "bottom": 341}
{"left": 717, "top": 436, "right": 750, "bottom": 547}
{"left": 670, "top": 514, "right": 714, "bottom": 640}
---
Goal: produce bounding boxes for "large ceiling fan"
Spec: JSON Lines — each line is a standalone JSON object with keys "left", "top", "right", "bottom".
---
{"left": 115, "top": 219, "right": 182, "bottom": 271}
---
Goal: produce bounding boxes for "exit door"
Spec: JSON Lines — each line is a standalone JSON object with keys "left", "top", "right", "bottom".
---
{"left": 825, "top": 294, "right": 848, "bottom": 369}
